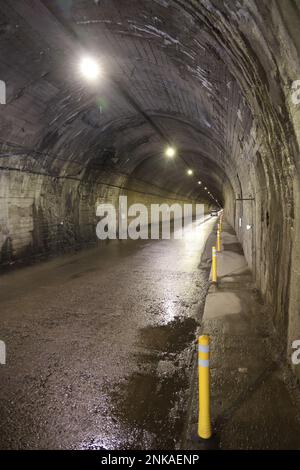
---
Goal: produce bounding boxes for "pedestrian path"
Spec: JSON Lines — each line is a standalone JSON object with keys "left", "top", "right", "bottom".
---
{"left": 183, "top": 220, "right": 300, "bottom": 449}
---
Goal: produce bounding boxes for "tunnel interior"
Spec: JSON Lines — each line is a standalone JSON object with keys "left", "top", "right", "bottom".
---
{"left": 1, "top": 0, "right": 300, "bottom": 377}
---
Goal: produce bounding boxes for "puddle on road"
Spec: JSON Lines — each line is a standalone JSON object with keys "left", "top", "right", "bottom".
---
{"left": 110, "top": 369, "right": 187, "bottom": 449}
{"left": 83, "top": 316, "right": 198, "bottom": 450}
{"left": 139, "top": 317, "right": 197, "bottom": 353}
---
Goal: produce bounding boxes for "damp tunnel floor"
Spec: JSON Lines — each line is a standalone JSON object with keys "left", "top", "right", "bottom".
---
{"left": 0, "top": 218, "right": 215, "bottom": 450}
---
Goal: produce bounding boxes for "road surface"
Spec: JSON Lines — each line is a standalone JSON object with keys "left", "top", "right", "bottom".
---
{"left": 0, "top": 217, "right": 215, "bottom": 449}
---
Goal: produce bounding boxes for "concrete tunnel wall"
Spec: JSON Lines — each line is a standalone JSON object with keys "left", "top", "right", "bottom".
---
{"left": 0, "top": 168, "right": 211, "bottom": 262}
{"left": 0, "top": 1, "right": 300, "bottom": 377}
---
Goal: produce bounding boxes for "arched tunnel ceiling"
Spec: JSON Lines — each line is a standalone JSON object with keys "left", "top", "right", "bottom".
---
{"left": 0, "top": 0, "right": 299, "bottom": 206}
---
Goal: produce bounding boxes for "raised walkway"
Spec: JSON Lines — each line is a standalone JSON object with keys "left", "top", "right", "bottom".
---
{"left": 183, "top": 219, "right": 300, "bottom": 449}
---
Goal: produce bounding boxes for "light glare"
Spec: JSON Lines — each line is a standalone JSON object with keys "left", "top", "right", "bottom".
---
{"left": 80, "top": 56, "right": 101, "bottom": 80}
{"left": 165, "top": 146, "right": 176, "bottom": 158}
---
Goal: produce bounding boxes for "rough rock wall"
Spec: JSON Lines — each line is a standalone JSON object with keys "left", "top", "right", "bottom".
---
{"left": 193, "top": 1, "right": 300, "bottom": 373}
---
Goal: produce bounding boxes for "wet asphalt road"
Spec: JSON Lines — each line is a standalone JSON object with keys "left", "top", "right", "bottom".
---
{"left": 0, "top": 218, "right": 215, "bottom": 449}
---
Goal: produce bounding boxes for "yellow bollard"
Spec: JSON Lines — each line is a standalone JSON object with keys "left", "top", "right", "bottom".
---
{"left": 217, "top": 229, "right": 221, "bottom": 252}
{"left": 198, "top": 335, "right": 212, "bottom": 439}
{"left": 211, "top": 246, "right": 217, "bottom": 283}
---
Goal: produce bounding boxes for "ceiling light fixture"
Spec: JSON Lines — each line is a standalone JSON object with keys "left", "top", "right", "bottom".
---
{"left": 80, "top": 56, "right": 101, "bottom": 81}
{"left": 165, "top": 146, "right": 176, "bottom": 158}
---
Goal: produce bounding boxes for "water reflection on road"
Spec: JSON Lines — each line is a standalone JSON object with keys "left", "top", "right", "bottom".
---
{"left": 0, "top": 217, "right": 215, "bottom": 449}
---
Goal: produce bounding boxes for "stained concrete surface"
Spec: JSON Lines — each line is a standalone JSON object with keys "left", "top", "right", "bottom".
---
{"left": 184, "top": 221, "right": 300, "bottom": 450}
{"left": 0, "top": 217, "right": 215, "bottom": 450}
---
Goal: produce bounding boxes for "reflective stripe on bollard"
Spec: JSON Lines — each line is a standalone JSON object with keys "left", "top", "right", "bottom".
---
{"left": 198, "top": 335, "right": 212, "bottom": 439}
{"left": 212, "top": 246, "right": 217, "bottom": 283}
{"left": 217, "top": 229, "right": 221, "bottom": 252}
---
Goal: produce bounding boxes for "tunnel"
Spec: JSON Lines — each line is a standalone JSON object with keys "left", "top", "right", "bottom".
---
{"left": 1, "top": 0, "right": 300, "bottom": 453}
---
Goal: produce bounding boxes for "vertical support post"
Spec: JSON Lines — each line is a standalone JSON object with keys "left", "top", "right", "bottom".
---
{"left": 198, "top": 335, "right": 212, "bottom": 439}
{"left": 212, "top": 246, "right": 217, "bottom": 283}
